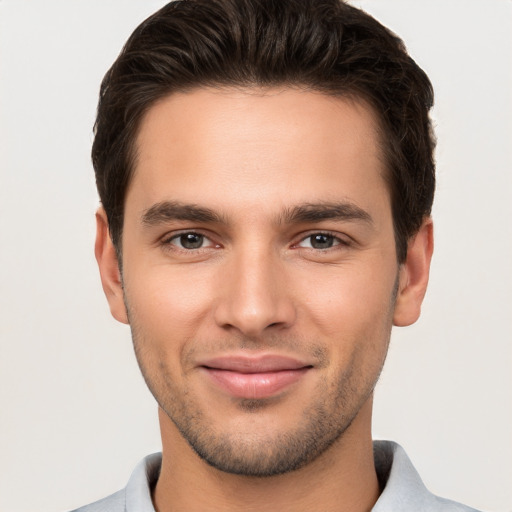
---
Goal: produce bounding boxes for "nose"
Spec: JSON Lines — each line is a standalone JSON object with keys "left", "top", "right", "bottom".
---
{"left": 213, "top": 246, "right": 296, "bottom": 338}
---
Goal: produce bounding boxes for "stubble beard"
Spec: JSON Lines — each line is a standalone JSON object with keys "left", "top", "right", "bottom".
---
{"left": 163, "top": 379, "right": 356, "bottom": 477}
{"left": 129, "top": 330, "right": 390, "bottom": 478}
{"left": 124, "top": 276, "right": 396, "bottom": 478}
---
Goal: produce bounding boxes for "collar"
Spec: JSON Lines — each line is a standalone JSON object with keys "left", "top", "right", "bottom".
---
{"left": 123, "top": 441, "right": 478, "bottom": 512}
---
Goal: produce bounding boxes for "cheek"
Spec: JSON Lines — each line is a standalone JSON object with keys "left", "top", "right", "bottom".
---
{"left": 293, "top": 260, "right": 396, "bottom": 387}
{"left": 293, "top": 261, "right": 397, "bottom": 338}
{"left": 123, "top": 264, "right": 217, "bottom": 343}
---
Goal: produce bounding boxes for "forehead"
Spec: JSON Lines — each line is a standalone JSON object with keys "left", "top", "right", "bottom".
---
{"left": 128, "top": 87, "right": 388, "bottom": 220}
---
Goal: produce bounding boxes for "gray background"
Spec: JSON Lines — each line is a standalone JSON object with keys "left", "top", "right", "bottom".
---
{"left": 1, "top": 1, "right": 511, "bottom": 511}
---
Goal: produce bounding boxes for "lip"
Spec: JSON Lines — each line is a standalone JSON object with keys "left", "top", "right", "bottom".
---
{"left": 199, "top": 354, "right": 313, "bottom": 399}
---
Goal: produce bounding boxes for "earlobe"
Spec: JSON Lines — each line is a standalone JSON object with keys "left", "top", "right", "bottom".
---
{"left": 94, "top": 207, "right": 129, "bottom": 324}
{"left": 393, "top": 218, "right": 434, "bottom": 327}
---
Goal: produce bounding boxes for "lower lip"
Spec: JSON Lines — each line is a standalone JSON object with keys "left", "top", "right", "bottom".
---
{"left": 203, "top": 368, "right": 310, "bottom": 399}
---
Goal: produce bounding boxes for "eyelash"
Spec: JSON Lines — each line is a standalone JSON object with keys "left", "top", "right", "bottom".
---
{"left": 161, "top": 231, "right": 218, "bottom": 252}
{"left": 160, "top": 230, "right": 351, "bottom": 253}
{"left": 294, "top": 231, "right": 351, "bottom": 251}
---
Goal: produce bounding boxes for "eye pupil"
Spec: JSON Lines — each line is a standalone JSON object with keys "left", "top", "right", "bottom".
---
{"left": 311, "top": 234, "right": 333, "bottom": 249}
{"left": 180, "top": 233, "right": 203, "bottom": 249}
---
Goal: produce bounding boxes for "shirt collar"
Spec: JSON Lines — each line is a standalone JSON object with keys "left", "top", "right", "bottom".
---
{"left": 125, "top": 452, "right": 160, "bottom": 512}
{"left": 123, "top": 441, "right": 475, "bottom": 511}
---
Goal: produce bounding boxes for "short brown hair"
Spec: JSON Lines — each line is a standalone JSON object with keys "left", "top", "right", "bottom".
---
{"left": 92, "top": 0, "right": 435, "bottom": 262}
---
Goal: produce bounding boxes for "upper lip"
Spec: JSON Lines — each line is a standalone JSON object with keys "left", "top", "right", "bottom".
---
{"left": 199, "top": 354, "right": 312, "bottom": 373}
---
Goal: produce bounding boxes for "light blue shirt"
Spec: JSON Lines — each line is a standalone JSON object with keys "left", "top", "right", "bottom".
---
{"left": 71, "top": 441, "right": 481, "bottom": 511}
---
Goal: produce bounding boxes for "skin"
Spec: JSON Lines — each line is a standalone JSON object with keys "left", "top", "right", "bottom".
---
{"left": 96, "top": 87, "right": 433, "bottom": 512}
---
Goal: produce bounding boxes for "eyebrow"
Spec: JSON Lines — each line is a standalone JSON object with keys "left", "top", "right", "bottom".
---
{"left": 141, "top": 201, "right": 226, "bottom": 226}
{"left": 141, "top": 200, "right": 373, "bottom": 227}
{"left": 279, "top": 202, "right": 373, "bottom": 226}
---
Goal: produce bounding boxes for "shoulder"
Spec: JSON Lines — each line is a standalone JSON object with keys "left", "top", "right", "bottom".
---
{"left": 373, "top": 441, "right": 482, "bottom": 512}
{"left": 69, "top": 489, "right": 125, "bottom": 512}
{"left": 68, "top": 452, "right": 161, "bottom": 512}
{"left": 431, "top": 495, "right": 482, "bottom": 512}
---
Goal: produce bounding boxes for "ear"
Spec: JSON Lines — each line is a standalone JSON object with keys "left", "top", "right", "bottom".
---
{"left": 393, "top": 218, "right": 434, "bottom": 327}
{"left": 95, "top": 207, "right": 129, "bottom": 324}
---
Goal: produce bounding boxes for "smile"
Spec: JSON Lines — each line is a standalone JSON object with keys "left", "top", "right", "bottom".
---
{"left": 199, "top": 355, "right": 313, "bottom": 399}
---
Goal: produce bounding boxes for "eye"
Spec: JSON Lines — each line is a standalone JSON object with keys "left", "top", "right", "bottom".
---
{"left": 168, "top": 232, "right": 213, "bottom": 250}
{"left": 297, "top": 233, "right": 342, "bottom": 250}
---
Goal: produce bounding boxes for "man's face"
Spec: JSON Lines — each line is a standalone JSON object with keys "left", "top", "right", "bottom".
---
{"left": 98, "top": 88, "right": 424, "bottom": 476}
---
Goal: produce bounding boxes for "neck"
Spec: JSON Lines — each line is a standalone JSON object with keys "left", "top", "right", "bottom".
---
{"left": 153, "top": 399, "right": 380, "bottom": 512}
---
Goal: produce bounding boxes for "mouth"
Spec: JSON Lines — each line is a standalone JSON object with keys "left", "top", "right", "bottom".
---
{"left": 198, "top": 354, "right": 313, "bottom": 400}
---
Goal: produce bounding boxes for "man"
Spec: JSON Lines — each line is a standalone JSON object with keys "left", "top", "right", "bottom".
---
{"left": 76, "top": 0, "right": 479, "bottom": 510}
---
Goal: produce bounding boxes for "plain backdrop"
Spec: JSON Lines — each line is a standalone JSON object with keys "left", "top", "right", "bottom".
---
{"left": 1, "top": 1, "right": 511, "bottom": 511}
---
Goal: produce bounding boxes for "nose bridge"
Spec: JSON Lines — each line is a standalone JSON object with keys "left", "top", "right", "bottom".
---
{"left": 214, "top": 240, "right": 295, "bottom": 336}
